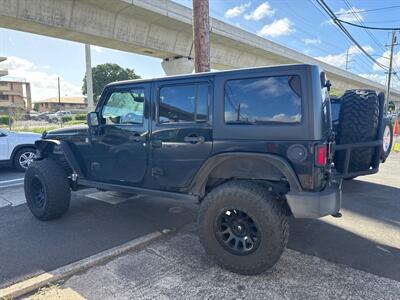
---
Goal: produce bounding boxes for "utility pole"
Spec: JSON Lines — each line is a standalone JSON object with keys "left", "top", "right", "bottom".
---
{"left": 85, "top": 44, "right": 94, "bottom": 112}
{"left": 345, "top": 48, "right": 352, "bottom": 71}
{"left": 192, "top": 0, "right": 210, "bottom": 73}
{"left": 385, "top": 31, "right": 397, "bottom": 110}
{"left": 57, "top": 76, "right": 61, "bottom": 110}
{"left": 58, "top": 76, "right": 63, "bottom": 127}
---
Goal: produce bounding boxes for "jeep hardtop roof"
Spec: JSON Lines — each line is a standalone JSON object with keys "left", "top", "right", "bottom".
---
{"left": 106, "top": 63, "right": 319, "bottom": 87}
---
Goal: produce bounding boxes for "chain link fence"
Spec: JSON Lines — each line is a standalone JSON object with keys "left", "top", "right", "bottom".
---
{"left": 0, "top": 107, "right": 86, "bottom": 134}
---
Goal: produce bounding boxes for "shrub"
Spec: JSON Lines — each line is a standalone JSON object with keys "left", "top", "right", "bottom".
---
{"left": 74, "top": 114, "right": 86, "bottom": 121}
{"left": 62, "top": 115, "right": 73, "bottom": 122}
{"left": 0, "top": 115, "right": 13, "bottom": 125}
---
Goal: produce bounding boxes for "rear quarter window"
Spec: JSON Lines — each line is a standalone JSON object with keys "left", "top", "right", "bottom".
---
{"left": 224, "top": 75, "right": 302, "bottom": 125}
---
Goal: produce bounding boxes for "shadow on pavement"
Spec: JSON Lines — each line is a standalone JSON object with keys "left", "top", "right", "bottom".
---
{"left": 1, "top": 177, "right": 398, "bottom": 288}
{"left": 289, "top": 179, "right": 400, "bottom": 281}
{"left": 0, "top": 191, "right": 197, "bottom": 288}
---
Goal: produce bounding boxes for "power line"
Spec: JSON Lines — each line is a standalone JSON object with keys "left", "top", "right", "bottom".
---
{"left": 316, "top": 0, "right": 388, "bottom": 71}
{"left": 337, "top": 18, "right": 400, "bottom": 31}
{"left": 336, "top": 5, "right": 400, "bottom": 15}
{"left": 363, "top": 19, "right": 400, "bottom": 25}
{"left": 342, "top": 0, "right": 387, "bottom": 53}
{"left": 307, "top": 0, "right": 375, "bottom": 72}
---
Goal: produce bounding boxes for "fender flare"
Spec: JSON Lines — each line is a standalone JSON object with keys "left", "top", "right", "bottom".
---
{"left": 189, "top": 152, "right": 302, "bottom": 196}
{"left": 35, "top": 139, "right": 84, "bottom": 177}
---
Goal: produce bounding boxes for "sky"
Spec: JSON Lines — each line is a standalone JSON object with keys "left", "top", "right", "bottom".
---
{"left": 0, "top": 0, "right": 399, "bottom": 101}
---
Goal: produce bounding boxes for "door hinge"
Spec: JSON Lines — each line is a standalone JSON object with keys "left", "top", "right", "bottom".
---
{"left": 151, "top": 167, "right": 164, "bottom": 176}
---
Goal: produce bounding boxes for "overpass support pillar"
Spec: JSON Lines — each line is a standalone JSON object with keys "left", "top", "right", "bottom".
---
{"left": 161, "top": 56, "right": 194, "bottom": 76}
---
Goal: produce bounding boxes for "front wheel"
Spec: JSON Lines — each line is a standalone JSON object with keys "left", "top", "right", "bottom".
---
{"left": 198, "top": 180, "right": 289, "bottom": 275}
{"left": 14, "top": 147, "right": 36, "bottom": 172}
{"left": 24, "top": 159, "right": 71, "bottom": 220}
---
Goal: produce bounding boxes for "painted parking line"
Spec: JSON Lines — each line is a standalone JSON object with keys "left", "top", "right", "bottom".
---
{"left": 0, "top": 178, "right": 24, "bottom": 189}
{"left": 86, "top": 191, "right": 144, "bottom": 205}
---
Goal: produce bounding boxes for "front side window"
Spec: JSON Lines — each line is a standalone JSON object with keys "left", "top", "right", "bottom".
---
{"left": 102, "top": 88, "right": 144, "bottom": 124}
{"left": 158, "top": 83, "right": 209, "bottom": 124}
{"left": 224, "top": 75, "right": 302, "bottom": 124}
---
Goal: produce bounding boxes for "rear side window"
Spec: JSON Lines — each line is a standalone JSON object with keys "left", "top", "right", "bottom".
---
{"left": 158, "top": 83, "right": 209, "bottom": 124}
{"left": 224, "top": 75, "right": 302, "bottom": 124}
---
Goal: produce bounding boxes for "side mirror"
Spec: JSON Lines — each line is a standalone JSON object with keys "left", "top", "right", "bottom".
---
{"left": 87, "top": 112, "right": 99, "bottom": 127}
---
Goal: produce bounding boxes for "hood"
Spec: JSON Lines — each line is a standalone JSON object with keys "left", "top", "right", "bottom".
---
{"left": 1, "top": 130, "right": 41, "bottom": 139}
{"left": 44, "top": 124, "right": 88, "bottom": 139}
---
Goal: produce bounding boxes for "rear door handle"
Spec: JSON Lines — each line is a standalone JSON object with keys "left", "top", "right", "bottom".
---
{"left": 184, "top": 136, "right": 205, "bottom": 144}
{"left": 132, "top": 132, "right": 143, "bottom": 142}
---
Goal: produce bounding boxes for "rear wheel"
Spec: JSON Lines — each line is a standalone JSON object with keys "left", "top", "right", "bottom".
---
{"left": 334, "top": 90, "right": 380, "bottom": 173}
{"left": 198, "top": 180, "right": 289, "bottom": 275}
{"left": 25, "top": 159, "right": 71, "bottom": 220}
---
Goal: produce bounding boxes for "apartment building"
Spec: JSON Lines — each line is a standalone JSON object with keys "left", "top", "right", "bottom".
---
{"left": 0, "top": 57, "right": 32, "bottom": 114}
{"left": 35, "top": 96, "right": 87, "bottom": 113}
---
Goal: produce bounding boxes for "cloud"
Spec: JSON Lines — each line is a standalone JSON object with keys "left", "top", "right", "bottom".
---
{"left": 358, "top": 73, "right": 386, "bottom": 84}
{"left": 257, "top": 18, "right": 295, "bottom": 37}
{"left": 358, "top": 72, "right": 400, "bottom": 90}
{"left": 373, "top": 50, "right": 400, "bottom": 71}
{"left": 335, "top": 7, "right": 365, "bottom": 22}
{"left": 315, "top": 53, "right": 347, "bottom": 68}
{"left": 224, "top": 2, "right": 251, "bottom": 18}
{"left": 315, "top": 45, "right": 373, "bottom": 69}
{"left": 0, "top": 56, "right": 82, "bottom": 101}
{"left": 91, "top": 45, "right": 103, "bottom": 53}
{"left": 244, "top": 2, "right": 275, "bottom": 21}
{"left": 348, "top": 45, "right": 373, "bottom": 55}
{"left": 303, "top": 38, "right": 321, "bottom": 45}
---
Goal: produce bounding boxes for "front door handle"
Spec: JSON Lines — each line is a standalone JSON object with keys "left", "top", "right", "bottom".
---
{"left": 184, "top": 136, "right": 205, "bottom": 144}
{"left": 152, "top": 139, "right": 163, "bottom": 148}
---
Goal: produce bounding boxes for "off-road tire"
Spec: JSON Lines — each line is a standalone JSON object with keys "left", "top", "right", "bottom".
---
{"left": 24, "top": 159, "right": 71, "bottom": 220}
{"left": 381, "top": 119, "right": 393, "bottom": 162}
{"left": 334, "top": 90, "right": 379, "bottom": 173}
{"left": 198, "top": 180, "right": 289, "bottom": 275}
{"left": 14, "top": 147, "right": 36, "bottom": 172}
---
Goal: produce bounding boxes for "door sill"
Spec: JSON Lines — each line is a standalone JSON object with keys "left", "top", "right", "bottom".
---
{"left": 77, "top": 179, "right": 199, "bottom": 203}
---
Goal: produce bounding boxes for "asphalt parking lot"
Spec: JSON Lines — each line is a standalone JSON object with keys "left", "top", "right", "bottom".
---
{"left": 0, "top": 187, "right": 197, "bottom": 288}
{"left": 0, "top": 153, "right": 399, "bottom": 299}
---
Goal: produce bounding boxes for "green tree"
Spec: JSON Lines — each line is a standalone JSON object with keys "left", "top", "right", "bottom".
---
{"left": 82, "top": 63, "right": 141, "bottom": 102}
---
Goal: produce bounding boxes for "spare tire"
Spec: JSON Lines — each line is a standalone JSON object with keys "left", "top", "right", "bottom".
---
{"left": 334, "top": 90, "right": 380, "bottom": 173}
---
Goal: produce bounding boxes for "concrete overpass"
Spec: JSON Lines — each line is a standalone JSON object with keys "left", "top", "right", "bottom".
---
{"left": 0, "top": 0, "right": 399, "bottom": 107}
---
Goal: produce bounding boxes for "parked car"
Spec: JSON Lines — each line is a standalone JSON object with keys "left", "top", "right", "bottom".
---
{"left": 36, "top": 112, "right": 50, "bottom": 122}
{"left": 28, "top": 110, "right": 41, "bottom": 121}
{"left": 46, "top": 111, "right": 72, "bottom": 123}
{"left": 0, "top": 129, "right": 40, "bottom": 171}
{"left": 26, "top": 65, "right": 386, "bottom": 275}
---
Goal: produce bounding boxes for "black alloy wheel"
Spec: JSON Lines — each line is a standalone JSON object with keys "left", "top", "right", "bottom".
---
{"left": 30, "top": 176, "right": 46, "bottom": 209}
{"left": 215, "top": 208, "right": 261, "bottom": 256}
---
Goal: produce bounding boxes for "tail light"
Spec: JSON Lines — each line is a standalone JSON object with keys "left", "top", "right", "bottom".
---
{"left": 315, "top": 144, "right": 327, "bottom": 167}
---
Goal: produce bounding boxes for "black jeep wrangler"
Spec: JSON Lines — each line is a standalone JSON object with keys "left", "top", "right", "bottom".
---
{"left": 25, "top": 64, "right": 386, "bottom": 275}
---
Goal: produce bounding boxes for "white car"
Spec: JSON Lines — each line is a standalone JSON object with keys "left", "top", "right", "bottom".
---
{"left": 0, "top": 129, "right": 41, "bottom": 171}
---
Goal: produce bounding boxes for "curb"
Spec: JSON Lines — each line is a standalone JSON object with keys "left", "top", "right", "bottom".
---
{"left": 0, "top": 230, "right": 168, "bottom": 299}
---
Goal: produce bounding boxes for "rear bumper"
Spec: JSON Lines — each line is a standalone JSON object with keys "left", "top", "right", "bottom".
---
{"left": 286, "top": 181, "right": 342, "bottom": 218}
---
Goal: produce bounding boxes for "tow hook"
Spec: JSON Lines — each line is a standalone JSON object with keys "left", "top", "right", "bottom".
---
{"left": 331, "top": 212, "right": 342, "bottom": 218}
{"left": 70, "top": 173, "right": 78, "bottom": 191}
